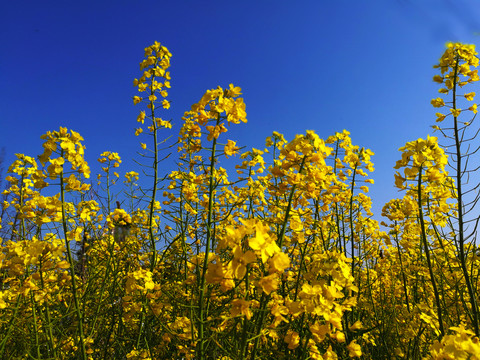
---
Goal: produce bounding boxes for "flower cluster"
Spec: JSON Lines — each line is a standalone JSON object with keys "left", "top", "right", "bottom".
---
{"left": 2, "top": 41, "right": 480, "bottom": 360}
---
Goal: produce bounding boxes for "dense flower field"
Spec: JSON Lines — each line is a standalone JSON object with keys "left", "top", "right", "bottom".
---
{"left": 1, "top": 41, "right": 480, "bottom": 359}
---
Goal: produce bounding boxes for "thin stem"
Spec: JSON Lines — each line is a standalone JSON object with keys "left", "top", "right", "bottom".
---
{"left": 417, "top": 167, "right": 444, "bottom": 338}
{"left": 197, "top": 116, "right": 219, "bottom": 359}
{"left": 451, "top": 55, "right": 480, "bottom": 336}
{"left": 59, "top": 161, "right": 87, "bottom": 360}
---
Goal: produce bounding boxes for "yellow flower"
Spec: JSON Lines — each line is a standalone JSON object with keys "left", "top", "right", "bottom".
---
{"left": 206, "top": 123, "right": 228, "bottom": 141}
{"left": 125, "top": 171, "right": 139, "bottom": 182}
{"left": 349, "top": 321, "right": 363, "bottom": 331}
{"left": 431, "top": 98, "right": 445, "bottom": 107}
{"left": 248, "top": 222, "right": 280, "bottom": 263}
{"left": 290, "top": 215, "right": 303, "bottom": 231}
{"left": 231, "top": 246, "right": 256, "bottom": 279}
{"left": 224, "top": 139, "right": 240, "bottom": 158}
{"left": 464, "top": 92, "right": 475, "bottom": 101}
{"left": 347, "top": 340, "right": 362, "bottom": 357}
{"left": 268, "top": 252, "right": 290, "bottom": 273}
{"left": 435, "top": 112, "right": 446, "bottom": 122}
{"left": 284, "top": 330, "right": 300, "bottom": 350}
{"left": 450, "top": 108, "right": 461, "bottom": 117}
{"left": 155, "top": 118, "right": 172, "bottom": 129}
{"left": 0, "top": 293, "right": 7, "bottom": 309}
{"left": 310, "top": 322, "right": 330, "bottom": 342}
{"left": 230, "top": 298, "right": 252, "bottom": 320}
{"left": 205, "top": 262, "right": 228, "bottom": 284}
{"left": 137, "top": 111, "right": 146, "bottom": 123}
{"left": 225, "top": 83, "right": 242, "bottom": 97}
{"left": 258, "top": 273, "right": 278, "bottom": 295}
{"left": 270, "top": 302, "right": 289, "bottom": 326}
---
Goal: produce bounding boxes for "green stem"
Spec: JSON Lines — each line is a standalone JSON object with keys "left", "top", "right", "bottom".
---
{"left": 197, "top": 118, "right": 219, "bottom": 359}
{"left": 417, "top": 167, "right": 444, "bottom": 337}
{"left": 393, "top": 222, "right": 411, "bottom": 312}
{"left": 59, "top": 164, "right": 87, "bottom": 360}
{"left": 349, "top": 163, "right": 358, "bottom": 280}
{"left": 89, "top": 242, "right": 115, "bottom": 337}
{"left": 451, "top": 56, "right": 480, "bottom": 336}
{"left": 0, "top": 295, "right": 21, "bottom": 356}
{"left": 136, "top": 68, "right": 161, "bottom": 351}
{"left": 39, "top": 263, "right": 57, "bottom": 358}
{"left": 148, "top": 77, "right": 159, "bottom": 272}
{"left": 278, "top": 156, "right": 306, "bottom": 248}
{"left": 30, "top": 291, "right": 41, "bottom": 359}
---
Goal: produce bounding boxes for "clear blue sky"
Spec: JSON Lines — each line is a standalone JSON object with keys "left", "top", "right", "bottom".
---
{"left": 2, "top": 0, "right": 480, "bottom": 218}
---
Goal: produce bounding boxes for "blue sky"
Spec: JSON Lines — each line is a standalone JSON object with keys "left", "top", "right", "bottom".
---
{"left": 2, "top": 0, "right": 480, "bottom": 218}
